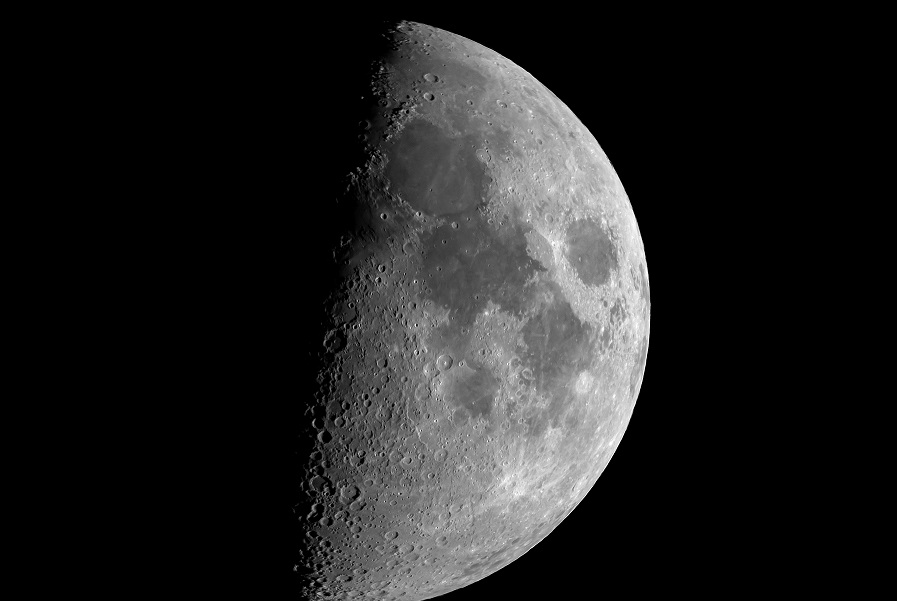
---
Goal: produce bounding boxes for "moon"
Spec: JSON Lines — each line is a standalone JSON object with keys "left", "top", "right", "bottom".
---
{"left": 294, "top": 20, "right": 649, "bottom": 600}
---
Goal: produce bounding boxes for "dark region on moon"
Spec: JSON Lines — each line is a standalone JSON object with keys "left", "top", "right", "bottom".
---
{"left": 565, "top": 218, "right": 618, "bottom": 287}
{"left": 292, "top": 19, "right": 649, "bottom": 601}
{"left": 422, "top": 217, "right": 539, "bottom": 326}
{"left": 386, "top": 120, "right": 486, "bottom": 216}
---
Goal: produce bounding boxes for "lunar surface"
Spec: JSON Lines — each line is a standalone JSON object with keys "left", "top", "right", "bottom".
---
{"left": 294, "top": 21, "right": 650, "bottom": 600}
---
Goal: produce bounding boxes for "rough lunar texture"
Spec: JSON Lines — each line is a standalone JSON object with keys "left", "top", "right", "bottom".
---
{"left": 295, "top": 21, "right": 650, "bottom": 600}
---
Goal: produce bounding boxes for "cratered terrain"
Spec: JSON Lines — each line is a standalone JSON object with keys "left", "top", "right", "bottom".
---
{"left": 293, "top": 20, "right": 650, "bottom": 600}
